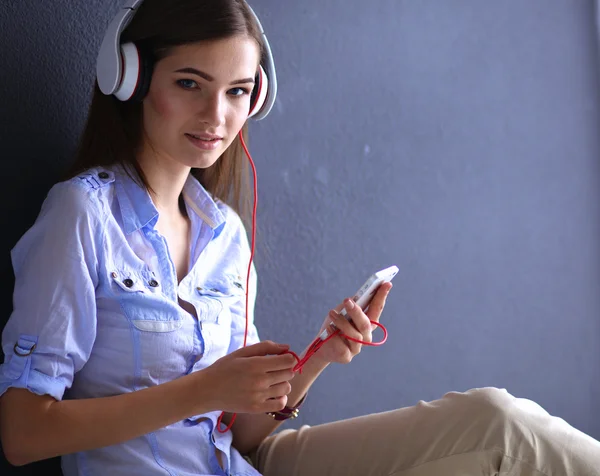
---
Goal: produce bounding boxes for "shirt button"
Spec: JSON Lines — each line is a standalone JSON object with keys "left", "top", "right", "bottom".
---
{"left": 111, "top": 272, "right": 118, "bottom": 279}
{"left": 123, "top": 279, "right": 134, "bottom": 288}
{"left": 98, "top": 172, "right": 109, "bottom": 179}
{"left": 149, "top": 279, "right": 159, "bottom": 287}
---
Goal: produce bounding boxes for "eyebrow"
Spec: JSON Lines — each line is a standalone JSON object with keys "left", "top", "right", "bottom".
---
{"left": 174, "top": 67, "right": 255, "bottom": 85}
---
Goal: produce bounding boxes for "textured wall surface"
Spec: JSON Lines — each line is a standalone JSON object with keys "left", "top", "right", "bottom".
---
{"left": 2, "top": 0, "right": 600, "bottom": 473}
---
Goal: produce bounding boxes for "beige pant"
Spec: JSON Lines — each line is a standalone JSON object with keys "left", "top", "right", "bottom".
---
{"left": 252, "top": 388, "right": 600, "bottom": 476}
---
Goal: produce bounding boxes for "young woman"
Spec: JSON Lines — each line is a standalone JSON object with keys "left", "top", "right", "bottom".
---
{"left": 1, "top": 1, "right": 599, "bottom": 475}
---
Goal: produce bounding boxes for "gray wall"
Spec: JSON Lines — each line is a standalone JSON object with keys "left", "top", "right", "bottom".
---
{"left": 1, "top": 0, "right": 600, "bottom": 472}
{"left": 251, "top": 0, "right": 600, "bottom": 439}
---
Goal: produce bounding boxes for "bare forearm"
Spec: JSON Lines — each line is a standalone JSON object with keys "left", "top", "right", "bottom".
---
{"left": 230, "top": 354, "right": 329, "bottom": 455}
{"left": 1, "top": 373, "right": 212, "bottom": 466}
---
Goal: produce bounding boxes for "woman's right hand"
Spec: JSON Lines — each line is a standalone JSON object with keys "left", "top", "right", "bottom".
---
{"left": 199, "top": 341, "right": 297, "bottom": 414}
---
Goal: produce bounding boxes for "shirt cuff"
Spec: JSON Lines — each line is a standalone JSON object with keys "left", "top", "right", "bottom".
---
{"left": 0, "top": 335, "right": 68, "bottom": 401}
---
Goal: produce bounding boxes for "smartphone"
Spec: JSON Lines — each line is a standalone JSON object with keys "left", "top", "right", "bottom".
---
{"left": 318, "top": 265, "right": 398, "bottom": 341}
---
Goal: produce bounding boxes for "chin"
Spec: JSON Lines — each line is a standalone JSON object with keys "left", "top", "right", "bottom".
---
{"left": 187, "top": 152, "right": 222, "bottom": 169}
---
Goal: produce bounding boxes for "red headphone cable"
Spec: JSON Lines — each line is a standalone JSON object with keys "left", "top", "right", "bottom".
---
{"left": 216, "top": 130, "right": 388, "bottom": 433}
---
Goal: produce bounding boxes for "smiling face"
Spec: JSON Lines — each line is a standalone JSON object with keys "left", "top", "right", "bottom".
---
{"left": 138, "top": 35, "right": 261, "bottom": 172}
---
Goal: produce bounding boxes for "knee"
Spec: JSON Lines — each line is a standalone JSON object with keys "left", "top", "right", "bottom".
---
{"left": 451, "top": 387, "right": 517, "bottom": 428}
{"left": 463, "top": 387, "right": 514, "bottom": 408}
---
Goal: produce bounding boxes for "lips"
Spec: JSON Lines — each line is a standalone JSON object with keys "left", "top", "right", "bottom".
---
{"left": 185, "top": 133, "right": 222, "bottom": 141}
{"left": 185, "top": 133, "right": 223, "bottom": 151}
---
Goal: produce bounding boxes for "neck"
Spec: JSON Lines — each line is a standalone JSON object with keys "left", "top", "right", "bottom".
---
{"left": 136, "top": 146, "right": 191, "bottom": 215}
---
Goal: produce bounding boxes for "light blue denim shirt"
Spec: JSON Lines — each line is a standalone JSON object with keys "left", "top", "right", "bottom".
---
{"left": 0, "top": 166, "right": 261, "bottom": 476}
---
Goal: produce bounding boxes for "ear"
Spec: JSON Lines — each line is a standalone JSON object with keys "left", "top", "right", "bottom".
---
{"left": 248, "top": 65, "right": 269, "bottom": 118}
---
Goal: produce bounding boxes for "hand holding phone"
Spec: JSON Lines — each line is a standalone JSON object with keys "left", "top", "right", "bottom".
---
{"left": 318, "top": 265, "right": 398, "bottom": 341}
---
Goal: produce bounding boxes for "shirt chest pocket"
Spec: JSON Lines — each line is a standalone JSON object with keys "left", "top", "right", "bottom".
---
{"left": 193, "top": 277, "right": 244, "bottom": 323}
{"left": 108, "top": 269, "right": 194, "bottom": 387}
{"left": 110, "top": 270, "right": 183, "bottom": 332}
{"left": 192, "top": 277, "right": 244, "bottom": 357}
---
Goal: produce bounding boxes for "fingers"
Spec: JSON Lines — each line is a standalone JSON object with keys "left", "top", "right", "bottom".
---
{"left": 329, "top": 308, "right": 364, "bottom": 354}
{"left": 264, "top": 395, "right": 289, "bottom": 413}
{"left": 365, "top": 282, "right": 393, "bottom": 323}
{"left": 343, "top": 298, "right": 373, "bottom": 338}
{"left": 255, "top": 352, "right": 297, "bottom": 372}
{"left": 233, "top": 340, "right": 289, "bottom": 358}
{"left": 266, "top": 381, "right": 292, "bottom": 400}
{"left": 265, "top": 366, "right": 296, "bottom": 386}
{"left": 230, "top": 342, "right": 297, "bottom": 373}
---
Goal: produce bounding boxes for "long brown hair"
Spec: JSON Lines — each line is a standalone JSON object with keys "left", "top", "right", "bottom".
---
{"left": 68, "top": 0, "right": 265, "bottom": 224}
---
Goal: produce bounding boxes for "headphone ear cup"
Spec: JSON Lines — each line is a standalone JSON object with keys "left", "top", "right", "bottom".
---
{"left": 248, "top": 65, "right": 269, "bottom": 118}
{"left": 113, "top": 42, "right": 153, "bottom": 102}
{"left": 130, "top": 43, "right": 154, "bottom": 102}
{"left": 114, "top": 42, "right": 140, "bottom": 101}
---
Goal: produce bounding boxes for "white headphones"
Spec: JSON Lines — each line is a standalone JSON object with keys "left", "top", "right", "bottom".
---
{"left": 96, "top": 0, "right": 277, "bottom": 120}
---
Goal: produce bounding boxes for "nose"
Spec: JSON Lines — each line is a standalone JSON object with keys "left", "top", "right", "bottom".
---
{"left": 199, "top": 92, "right": 226, "bottom": 127}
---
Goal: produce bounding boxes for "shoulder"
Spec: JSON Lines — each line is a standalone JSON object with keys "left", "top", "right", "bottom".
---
{"left": 11, "top": 168, "right": 115, "bottom": 264}
{"left": 70, "top": 168, "right": 116, "bottom": 193}
{"left": 41, "top": 167, "right": 116, "bottom": 223}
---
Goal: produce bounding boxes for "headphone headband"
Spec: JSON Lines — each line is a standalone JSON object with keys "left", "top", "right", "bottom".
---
{"left": 245, "top": 4, "right": 277, "bottom": 120}
{"left": 96, "top": 0, "right": 144, "bottom": 97}
{"left": 96, "top": 0, "right": 277, "bottom": 120}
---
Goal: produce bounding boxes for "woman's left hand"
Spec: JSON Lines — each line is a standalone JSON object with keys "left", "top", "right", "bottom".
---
{"left": 309, "top": 282, "right": 393, "bottom": 365}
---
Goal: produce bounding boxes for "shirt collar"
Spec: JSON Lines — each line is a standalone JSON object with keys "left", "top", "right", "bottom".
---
{"left": 181, "top": 172, "right": 226, "bottom": 236}
{"left": 112, "top": 166, "right": 226, "bottom": 235}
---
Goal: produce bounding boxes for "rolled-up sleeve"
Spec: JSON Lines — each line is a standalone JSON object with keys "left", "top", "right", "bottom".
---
{"left": 0, "top": 181, "right": 102, "bottom": 401}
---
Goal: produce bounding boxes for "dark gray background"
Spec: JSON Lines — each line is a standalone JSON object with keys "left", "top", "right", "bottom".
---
{"left": 2, "top": 0, "right": 600, "bottom": 474}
